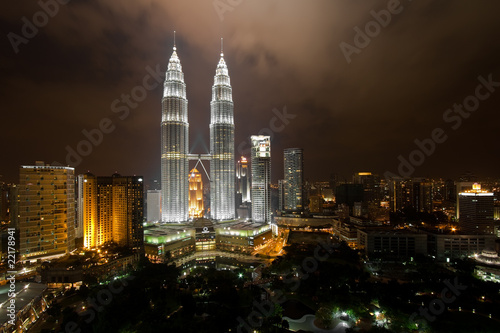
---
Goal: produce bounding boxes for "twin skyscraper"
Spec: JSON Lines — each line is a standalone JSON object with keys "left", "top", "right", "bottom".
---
{"left": 161, "top": 40, "right": 235, "bottom": 222}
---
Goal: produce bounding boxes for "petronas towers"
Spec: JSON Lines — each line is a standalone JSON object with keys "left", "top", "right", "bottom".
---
{"left": 161, "top": 40, "right": 235, "bottom": 222}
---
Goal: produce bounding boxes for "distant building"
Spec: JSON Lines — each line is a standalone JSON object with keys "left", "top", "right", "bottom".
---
{"left": 237, "top": 202, "right": 251, "bottom": 220}
{"left": 335, "top": 183, "right": 363, "bottom": 214}
{"left": 353, "top": 172, "right": 382, "bottom": 207}
{"left": 0, "top": 182, "right": 8, "bottom": 224}
{"left": 236, "top": 156, "right": 251, "bottom": 203}
{"left": 275, "top": 216, "right": 337, "bottom": 229}
{"left": 388, "top": 178, "right": 411, "bottom": 212}
{"left": 412, "top": 178, "right": 433, "bottom": 213}
{"left": 426, "top": 231, "right": 496, "bottom": 261}
{"left": 308, "top": 195, "right": 323, "bottom": 214}
{"left": 357, "top": 228, "right": 428, "bottom": 258}
{"left": 0, "top": 183, "right": 19, "bottom": 230}
{"left": 188, "top": 168, "right": 204, "bottom": 219}
{"left": 387, "top": 177, "right": 433, "bottom": 213}
{"left": 146, "top": 190, "right": 162, "bottom": 223}
{"left": 79, "top": 173, "right": 144, "bottom": 251}
{"left": 283, "top": 148, "right": 304, "bottom": 213}
{"left": 455, "top": 181, "right": 475, "bottom": 219}
{"left": 19, "top": 162, "right": 76, "bottom": 261}
{"left": 251, "top": 135, "right": 271, "bottom": 223}
{"left": 278, "top": 179, "right": 285, "bottom": 212}
{"left": 459, "top": 183, "right": 494, "bottom": 234}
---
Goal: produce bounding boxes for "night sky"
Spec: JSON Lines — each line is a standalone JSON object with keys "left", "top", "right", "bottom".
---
{"left": 1, "top": 0, "right": 500, "bottom": 185}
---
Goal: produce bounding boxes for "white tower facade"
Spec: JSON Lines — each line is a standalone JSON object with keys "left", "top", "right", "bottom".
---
{"left": 251, "top": 135, "right": 271, "bottom": 223}
{"left": 161, "top": 46, "right": 189, "bottom": 222}
{"left": 210, "top": 50, "right": 235, "bottom": 220}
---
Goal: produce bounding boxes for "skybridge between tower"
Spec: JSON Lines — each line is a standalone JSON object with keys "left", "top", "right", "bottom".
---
{"left": 188, "top": 153, "right": 211, "bottom": 181}
{"left": 187, "top": 153, "right": 212, "bottom": 161}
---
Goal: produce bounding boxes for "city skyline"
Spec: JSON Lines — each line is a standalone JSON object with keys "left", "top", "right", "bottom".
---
{"left": 1, "top": 1, "right": 500, "bottom": 185}
{"left": 2, "top": 3, "right": 500, "bottom": 331}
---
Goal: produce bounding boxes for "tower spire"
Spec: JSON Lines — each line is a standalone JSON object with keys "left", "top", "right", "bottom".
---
{"left": 220, "top": 37, "right": 223, "bottom": 57}
{"left": 173, "top": 30, "right": 176, "bottom": 50}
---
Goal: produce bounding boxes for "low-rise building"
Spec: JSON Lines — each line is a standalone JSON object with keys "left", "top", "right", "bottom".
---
{"left": 426, "top": 231, "right": 496, "bottom": 261}
{"left": 144, "top": 219, "right": 272, "bottom": 263}
{"left": 357, "top": 228, "right": 428, "bottom": 258}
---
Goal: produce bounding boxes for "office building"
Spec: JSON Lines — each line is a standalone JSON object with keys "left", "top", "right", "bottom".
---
{"left": 161, "top": 40, "right": 238, "bottom": 223}
{"left": 353, "top": 172, "right": 382, "bottom": 206}
{"left": 210, "top": 48, "right": 235, "bottom": 221}
{"left": 283, "top": 148, "right": 304, "bottom": 213}
{"left": 459, "top": 183, "right": 495, "bottom": 234}
{"left": 146, "top": 190, "right": 161, "bottom": 223}
{"left": 251, "top": 135, "right": 271, "bottom": 223}
{"left": 161, "top": 44, "right": 189, "bottom": 222}
{"left": 236, "top": 156, "right": 250, "bottom": 203}
{"left": 357, "top": 228, "right": 428, "bottom": 258}
{"left": 412, "top": 178, "right": 433, "bottom": 213}
{"left": 278, "top": 179, "right": 285, "bottom": 212}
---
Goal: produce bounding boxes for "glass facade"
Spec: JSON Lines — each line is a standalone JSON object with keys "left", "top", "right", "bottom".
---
{"left": 251, "top": 136, "right": 271, "bottom": 223}
{"left": 283, "top": 148, "right": 304, "bottom": 212}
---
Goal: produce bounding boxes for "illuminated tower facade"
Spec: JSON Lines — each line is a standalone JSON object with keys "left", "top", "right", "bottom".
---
{"left": 19, "top": 162, "right": 76, "bottom": 260}
{"left": 210, "top": 49, "right": 235, "bottom": 221}
{"left": 80, "top": 173, "right": 144, "bottom": 250}
{"left": 459, "top": 183, "right": 494, "bottom": 234}
{"left": 189, "top": 168, "right": 204, "bottom": 218}
{"left": 251, "top": 136, "right": 271, "bottom": 223}
{"left": 237, "top": 156, "right": 251, "bottom": 203}
{"left": 161, "top": 45, "right": 189, "bottom": 222}
{"left": 283, "top": 148, "right": 304, "bottom": 212}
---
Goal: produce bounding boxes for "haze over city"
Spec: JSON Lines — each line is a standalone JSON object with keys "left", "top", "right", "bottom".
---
{"left": 1, "top": 0, "right": 500, "bottom": 184}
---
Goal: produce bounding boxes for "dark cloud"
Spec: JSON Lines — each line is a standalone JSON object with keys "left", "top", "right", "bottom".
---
{"left": 1, "top": 0, "right": 499, "bottom": 184}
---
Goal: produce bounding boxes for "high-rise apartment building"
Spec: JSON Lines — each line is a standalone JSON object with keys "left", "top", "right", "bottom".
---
{"left": 412, "top": 178, "right": 433, "bottom": 213}
{"left": 283, "top": 148, "right": 304, "bottom": 212}
{"left": 161, "top": 44, "right": 189, "bottom": 222}
{"left": 251, "top": 135, "right": 271, "bottom": 223}
{"left": 79, "top": 173, "right": 144, "bottom": 250}
{"left": 19, "top": 162, "right": 76, "bottom": 261}
{"left": 459, "top": 183, "right": 494, "bottom": 234}
{"left": 210, "top": 49, "right": 235, "bottom": 221}
{"left": 353, "top": 172, "right": 383, "bottom": 206}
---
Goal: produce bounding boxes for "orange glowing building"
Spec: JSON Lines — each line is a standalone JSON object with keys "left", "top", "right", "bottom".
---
{"left": 189, "top": 168, "right": 204, "bottom": 218}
